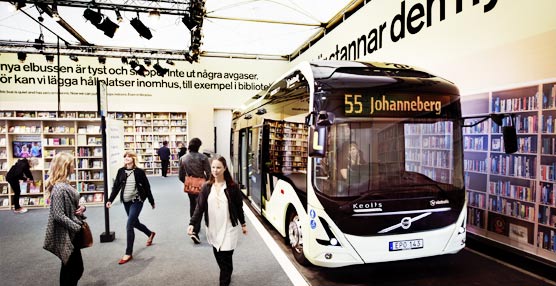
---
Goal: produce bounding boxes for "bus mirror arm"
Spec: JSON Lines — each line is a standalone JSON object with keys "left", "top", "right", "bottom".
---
{"left": 317, "top": 111, "right": 335, "bottom": 126}
{"left": 462, "top": 113, "right": 518, "bottom": 154}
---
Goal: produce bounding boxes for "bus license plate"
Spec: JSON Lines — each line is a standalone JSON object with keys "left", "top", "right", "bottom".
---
{"left": 389, "top": 239, "right": 424, "bottom": 251}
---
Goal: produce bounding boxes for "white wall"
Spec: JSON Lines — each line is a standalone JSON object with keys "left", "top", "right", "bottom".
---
{"left": 292, "top": 0, "right": 556, "bottom": 94}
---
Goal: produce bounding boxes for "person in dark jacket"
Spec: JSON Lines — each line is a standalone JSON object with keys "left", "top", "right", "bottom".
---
{"left": 179, "top": 137, "right": 211, "bottom": 244}
{"left": 6, "top": 157, "right": 38, "bottom": 213}
{"left": 188, "top": 156, "right": 247, "bottom": 286}
{"left": 156, "top": 140, "right": 171, "bottom": 177}
{"left": 177, "top": 142, "right": 187, "bottom": 159}
{"left": 106, "top": 150, "right": 156, "bottom": 265}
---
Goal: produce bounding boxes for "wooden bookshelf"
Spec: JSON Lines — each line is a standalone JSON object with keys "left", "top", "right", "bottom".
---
{"left": 266, "top": 119, "right": 308, "bottom": 174}
{"left": 462, "top": 81, "right": 556, "bottom": 262}
{"left": 0, "top": 110, "right": 189, "bottom": 210}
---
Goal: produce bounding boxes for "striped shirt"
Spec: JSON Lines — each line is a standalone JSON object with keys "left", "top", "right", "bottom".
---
{"left": 123, "top": 169, "right": 138, "bottom": 202}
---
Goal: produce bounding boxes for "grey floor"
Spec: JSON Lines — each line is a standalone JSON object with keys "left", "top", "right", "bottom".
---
{"left": 0, "top": 176, "right": 293, "bottom": 286}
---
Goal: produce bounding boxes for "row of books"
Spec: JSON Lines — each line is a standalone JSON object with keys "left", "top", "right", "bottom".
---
{"left": 489, "top": 197, "right": 535, "bottom": 221}
{"left": 540, "top": 164, "right": 556, "bottom": 182}
{"left": 467, "top": 207, "right": 485, "bottom": 228}
{"left": 44, "top": 137, "right": 75, "bottom": 146}
{"left": 540, "top": 137, "right": 556, "bottom": 155}
{"left": 463, "top": 121, "right": 488, "bottom": 134}
{"left": 541, "top": 85, "right": 556, "bottom": 109}
{"left": 490, "top": 114, "right": 538, "bottom": 134}
{"left": 8, "top": 125, "right": 41, "bottom": 133}
{"left": 76, "top": 182, "right": 104, "bottom": 193}
{"left": 464, "top": 136, "right": 487, "bottom": 151}
{"left": 538, "top": 206, "right": 556, "bottom": 227}
{"left": 490, "top": 155, "right": 536, "bottom": 178}
{"left": 540, "top": 183, "right": 556, "bottom": 205}
{"left": 77, "top": 159, "right": 103, "bottom": 169}
{"left": 491, "top": 93, "right": 538, "bottom": 113}
{"left": 537, "top": 230, "right": 556, "bottom": 252}
{"left": 488, "top": 180, "right": 536, "bottom": 202}
{"left": 77, "top": 147, "right": 103, "bottom": 157}
{"left": 464, "top": 159, "right": 487, "bottom": 172}
{"left": 78, "top": 193, "right": 104, "bottom": 203}
{"left": 468, "top": 192, "right": 486, "bottom": 208}
{"left": 541, "top": 114, "right": 556, "bottom": 133}
{"left": 44, "top": 125, "right": 75, "bottom": 134}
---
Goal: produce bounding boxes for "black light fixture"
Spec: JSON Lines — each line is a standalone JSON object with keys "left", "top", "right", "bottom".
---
{"left": 166, "top": 59, "right": 175, "bottom": 65}
{"left": 244, "top": 114, "right": 253, "bottom": 120}
{"left": 153, "top": 62, "right": 169, "bottom": 77}
{"left": 184, "top": 52, "right": 193, "bottom": 64}
{"left": 130, "top": 15, "right": 152, "bottom": 40}
{"left": 34, "top": 33, "right": 44, "bottom": 50}
{"left": 121, "top": 56, "right": 128, "bottom": 64}
{"left": 256, "top": 108, "right": 267, "bottom": 115}
{"left": 129, "top": 59, "right": 146, "bottom": 76}
{"left": 83, "top": 8, "right": 119, "bottom": 38}
{"left": 144, "top": 58, "right": 151, "bottom": 66}
{"left": 15, "top": 0, "right": 26, "bottom": 10}
{"left": 17, "top": 51, "right": 26, "bottom": 62}
{"left": 45, "top": 54, "right": 54, "bottom": 63}
{"left": 148, "top": 9, "right": 160, "bottom": 21}
{"left": 181, "top": 14, "right": 196, "bottom": 31}
{"left": 98, "top": 56, "right": 106, "bottom": 64}
{"left": 69, "top": 54, "right": 78, "bottom": 62}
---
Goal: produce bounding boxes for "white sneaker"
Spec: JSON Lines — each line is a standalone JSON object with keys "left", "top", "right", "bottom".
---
{"left": 14, "top": 208, "right": 28, "bottom": 214}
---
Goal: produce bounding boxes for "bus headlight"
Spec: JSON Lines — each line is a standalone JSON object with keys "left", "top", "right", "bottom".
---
{"left": 330, "top": 238, "right": 338, "bottom": 246}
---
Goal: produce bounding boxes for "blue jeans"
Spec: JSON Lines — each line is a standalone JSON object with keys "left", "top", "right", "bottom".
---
{"left": 123, "top": 200, "right": 152, "bottom": 255}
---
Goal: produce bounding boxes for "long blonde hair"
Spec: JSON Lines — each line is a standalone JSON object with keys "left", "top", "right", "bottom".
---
{"left": 45, "top": 152, "right": 75, "bottom": 192}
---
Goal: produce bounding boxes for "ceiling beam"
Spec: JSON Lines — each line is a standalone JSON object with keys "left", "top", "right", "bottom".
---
{"left": 35, "top": 3, "right": 91, "bottom": 45}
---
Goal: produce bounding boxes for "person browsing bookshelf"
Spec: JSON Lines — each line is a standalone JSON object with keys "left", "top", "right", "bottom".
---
{"left": 6, "top": 157, "right": 38, "bottom": 213}
{"left": 157, "top": 140, "right": 171, "bottom": 177}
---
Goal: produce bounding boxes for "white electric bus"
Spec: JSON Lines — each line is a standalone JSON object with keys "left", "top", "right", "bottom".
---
{"left": 231, "top": 61, "right": 516, "bottom": 267}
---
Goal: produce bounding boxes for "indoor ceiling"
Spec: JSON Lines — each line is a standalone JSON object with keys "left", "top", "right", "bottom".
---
{"left": 0, "top": 0, "right": 364, "bottom": 61}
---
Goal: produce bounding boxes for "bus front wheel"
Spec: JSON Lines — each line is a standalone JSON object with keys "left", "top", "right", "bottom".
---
{"left": 288, "top": 210, "right": 310, "bottom": 265}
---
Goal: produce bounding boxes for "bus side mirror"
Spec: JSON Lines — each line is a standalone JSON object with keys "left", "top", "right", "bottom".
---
{"left": 309, "top": 125, "right": 327, "bottom": 157}
{"left": 503, "top": 126, "right": 518, "bottom": 154}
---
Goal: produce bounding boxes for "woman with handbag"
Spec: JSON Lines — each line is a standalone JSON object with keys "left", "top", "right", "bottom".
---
{"left": 179, "top": 137, "right": 211, "bottom": 244}
{"left": 188, "top": 156, "right": 248, "bottom": 286}
{"left": 106, "top": 150, "right": 156, "bottom": 265}
{"left": 43, "top": 152, "right": 87, "bottom": 286}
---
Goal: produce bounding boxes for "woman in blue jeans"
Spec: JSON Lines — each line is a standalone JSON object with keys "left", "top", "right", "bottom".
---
{"left": 106, "top": 150, "right": 156, "bottom": 264}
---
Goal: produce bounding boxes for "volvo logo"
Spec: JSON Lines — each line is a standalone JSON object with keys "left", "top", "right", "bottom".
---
{"left": 401, "top": 217, "right": 412, "bottom": 229}
{"left": 430, "top": 199, "right": 449, "bottom": 206}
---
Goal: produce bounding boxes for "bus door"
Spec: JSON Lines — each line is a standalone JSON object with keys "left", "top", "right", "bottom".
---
{"left": 238, "top": 128, "right": 251, "bottom": 195}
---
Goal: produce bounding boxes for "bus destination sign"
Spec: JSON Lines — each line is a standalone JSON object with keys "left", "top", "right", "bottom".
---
{"left": 344, "top": 93, "right": 452, "bottom": 117}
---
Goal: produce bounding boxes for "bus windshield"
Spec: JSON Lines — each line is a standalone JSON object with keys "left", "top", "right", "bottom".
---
{"left": 314, "top": 118, "right": 464, "bottom": 198}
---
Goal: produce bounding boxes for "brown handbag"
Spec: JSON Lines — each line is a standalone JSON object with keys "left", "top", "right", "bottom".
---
{"left": 79, "top": 221, "right": 93, "bottom": 248}
{"left": 183, "top": 176, "right": 205, "bottom": 195}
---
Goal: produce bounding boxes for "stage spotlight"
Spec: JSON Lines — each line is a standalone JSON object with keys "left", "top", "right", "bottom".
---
{"left": 121, "top": 57, "right": 128, "bottom": 64}
{"left": 98, "top": 56, "right": 106, "bottom": 64}
{"left": 84, "top": 8, "right": 119, "bottom": 38}
{"left": 69, "top": 54, "right": 78, "bottom": 62}
{"left": 130, "top": 17, "right": 152, "bottom": 39}
{"left": 181, "top": 15, "right": 196, "bottom": 31}
{"left": 15, "top": 0, "right": 26, "bottom": 10}
{"left": 144, "top": 59, "right": 151, "bottom": 66}
{"left": 166, "top": 59, "right": 175, "bottom": 65}
{"left": 17, "top": 51, "right": 26, "bottom": 62}
{"left": 153, "top": 63, "right": 169, "bottom": 77}
{"left": 45, "top": 54, "right": 54, "bottom": 63}
{"left": 134, "top": 64, "right": 147, "bottom": 76}
{"left": 83, "top": 8, "right": 103, "bottom": 25}
{"left": 184, "top": 52, "right": 193, "bottom": 64}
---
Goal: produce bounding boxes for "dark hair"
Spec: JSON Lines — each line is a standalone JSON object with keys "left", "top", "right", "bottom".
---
{"left": 163, "top": 140, "right": 168, "bottom": 146}
{"left": 208, "top": 156, "right": 235, "bottom": 188}
{"left": 188, "top": 138, "right": 202, "bottom": 152}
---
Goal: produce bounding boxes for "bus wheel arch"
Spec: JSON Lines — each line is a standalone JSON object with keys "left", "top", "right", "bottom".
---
{"left": 286, "top": 206, "right": 310, "bottom": 265}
